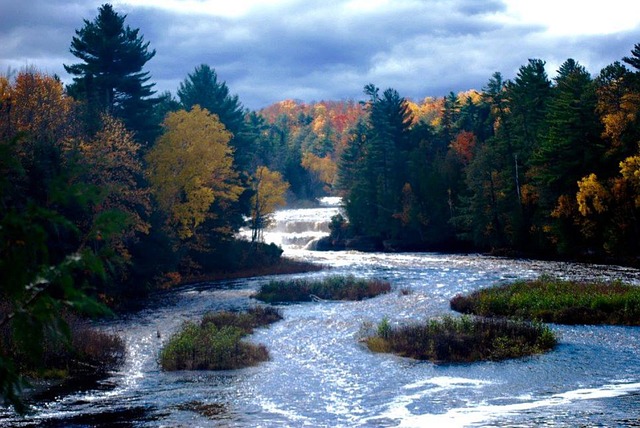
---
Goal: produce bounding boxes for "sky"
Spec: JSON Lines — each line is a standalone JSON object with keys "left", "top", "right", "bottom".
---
{"left": 2, "top": 0, "right": 640, "bottom": 110}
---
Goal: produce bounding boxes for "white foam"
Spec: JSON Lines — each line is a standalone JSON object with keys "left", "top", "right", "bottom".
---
{"left": 404, "top": 376, "right": 491, "bottom": 390}
{"left": 374, "top": 381, "right": 640, "bottom": 427}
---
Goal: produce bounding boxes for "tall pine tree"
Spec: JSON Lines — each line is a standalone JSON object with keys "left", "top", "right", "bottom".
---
{"left": 65, "top": 3, "right": 159, "bottom": 145}
{"left": 531, "top": 59, "right": 603, "bottom": 254}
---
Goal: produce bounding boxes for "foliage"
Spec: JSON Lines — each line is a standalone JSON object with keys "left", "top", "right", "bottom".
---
{"left": 177, "top": 64, "right": 254, "bottom": 171}
{"left": 249, "top": 166, "right": 289, "bottom": 242}
{"left": 364, "top": 315, "right": 556, "bottom": 362}
{"left": 254, "top": 275, "right": 391, "bottom": 303}
{"left": 77, "top": 114, "right": 152, "bottom": 286}
{"left": 0, "top": 69, "right": 142, "bottom": 411}
{"left": 256, "top": 99, "right": 365, "bottom": 201}
{"left": 145, "top": 106, "right": 242, "bottom": 239}
{"left": 159, "top": 307, "right": 281, "bottom": 371}
{"left": 301, "top": 152, "right": 337, "bottom": 193}
{"left": 0, "top": 309, "right": 125, "bottom": 380}
{"left": 328, "top": 43, "right": 640, "bottom": 262}
{"left": 450, "top": 275, "right": 640, "bottom": 325}
{"left": 201, "top": 306, "right": 283, "bottom": 332}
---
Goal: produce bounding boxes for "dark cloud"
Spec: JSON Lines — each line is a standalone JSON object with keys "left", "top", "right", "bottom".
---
{"left": 1, "top": 0, "right": 639, "bottom": 109}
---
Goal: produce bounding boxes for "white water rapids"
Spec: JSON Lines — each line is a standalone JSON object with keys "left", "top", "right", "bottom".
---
{"left": 3, "top": 197, "right": 640, "bottom": 427}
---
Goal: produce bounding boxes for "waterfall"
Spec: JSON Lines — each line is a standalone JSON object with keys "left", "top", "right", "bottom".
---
{"left": 243, "top": 197, "right": 342, "bottom": 251}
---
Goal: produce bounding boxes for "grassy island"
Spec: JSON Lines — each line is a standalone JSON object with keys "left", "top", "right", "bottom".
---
{"left": 450, "top": 276, "right": 640, "bottom": 325}
{"left": 364, "top": 315, "right": 556, "bottom": 362}
{"left": 253, "top": 275, "right": 391, "bottom": 303}
{"left": 160, "top": 306, "right": 282, "bottom": 371}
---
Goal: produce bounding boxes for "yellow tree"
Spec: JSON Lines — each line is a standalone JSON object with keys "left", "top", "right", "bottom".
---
{"left": 576, "top": 147, "right": 640, "bottom": 254}
{"left": 250, "top": 166, "right": 289, "bottom": 243}
{"left": 301, "top": 152, "right": 337, "bottom": 193}
{"left": 146, "top": 106, "right": 242, "bottom": 239}
{"left": 620, "top": 153, "right": 640, "bottom": 208}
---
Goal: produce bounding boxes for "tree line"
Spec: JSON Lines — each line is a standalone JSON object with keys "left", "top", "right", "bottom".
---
{"left": 1, "top": 3, "right": 290, "bottom": 408}
{"left": 330, "top": 53, "right": 640, "bottom": 263}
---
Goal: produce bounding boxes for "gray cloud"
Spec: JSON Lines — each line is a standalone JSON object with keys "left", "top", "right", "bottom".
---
{"left": 1, "top": 0, "right": 639, "bottom": 109}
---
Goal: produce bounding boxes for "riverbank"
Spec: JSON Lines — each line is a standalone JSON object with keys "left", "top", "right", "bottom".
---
{"left": 317, "top": 225, "right": 640, "bottom": 269}
{"left": 179, "top": 257, "right": 324, "bottom": 285}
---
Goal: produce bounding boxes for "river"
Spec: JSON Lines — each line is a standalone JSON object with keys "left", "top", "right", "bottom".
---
{"left": 3, "top": 197, "right": 640, "bottom": 427}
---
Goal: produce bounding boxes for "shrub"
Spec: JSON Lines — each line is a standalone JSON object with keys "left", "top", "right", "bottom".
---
{"left": 159, "top": 306, "right": 281, "bottom": 371}
{"left": 0, "top": 308, "right": 125, "bottom": 380}
{"left": 201, "top": 306, "right": 282, "bottom": 333}
{"left": 254, "top": 275, "right": 391, "bottom": 303}
{"left": 66, "top": 325, "right": 125, "bottom": 374}
{"left": 450, "top": 275, "right": 640, "bottom": 325}
{"left": 377, "top": 316, "right": 391, "bottom": 339}
{"left": 364, "top": 315, "right": 556, "bottom": 363}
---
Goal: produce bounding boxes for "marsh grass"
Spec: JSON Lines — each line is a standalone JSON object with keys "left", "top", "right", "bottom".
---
{"left": 364, "top": 315, "right": 556, "bottom": 362}
{"left": 160, "top": 306, "right": 282, "bottom": 371}
{"left": 450, "top": 275, "right": 640, "bottom": 325}
{"left": 254, "top": 275, "right": 391, "bottom": 303}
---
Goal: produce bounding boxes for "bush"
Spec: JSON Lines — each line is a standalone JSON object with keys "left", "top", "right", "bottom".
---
{"left": 0, "top": 310, "right": 125, "bottom": 379}
{"left": 201, "top": 306, "right": 282, "bottom": 333}
{"left": 364, "top": 315, "right": 556, "bottom": 362}
{"left": 159, "top": 306, "right": 281, "bottom": 371}
{"left": 450, "top": 275, "right": 640, "bottom": 325}
{"left": 254, "top": 275, "right": 391, "bottom": 303}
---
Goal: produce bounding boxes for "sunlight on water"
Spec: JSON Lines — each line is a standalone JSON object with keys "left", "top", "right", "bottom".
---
{"left": 3, "top": 198, "right": 640, "bottom": 427}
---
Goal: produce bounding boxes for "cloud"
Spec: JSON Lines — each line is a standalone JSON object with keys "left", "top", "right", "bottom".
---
{"left": 1, "top": 0, "right": 639, "bottom": 109}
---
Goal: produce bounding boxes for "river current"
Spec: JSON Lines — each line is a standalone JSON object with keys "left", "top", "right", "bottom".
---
{"left": 3, "top": 198, "right": 640, "bottom": 427}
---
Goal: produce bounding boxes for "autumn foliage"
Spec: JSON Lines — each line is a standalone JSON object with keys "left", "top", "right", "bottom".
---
{"left": 146, "top": 106, "right": 241, "bottom": 239}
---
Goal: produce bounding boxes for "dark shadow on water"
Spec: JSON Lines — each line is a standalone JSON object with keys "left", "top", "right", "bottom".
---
{"left": 38, "top": 406, "right": 159, "bottom": 427}
{"left": 27, "top": 373, "right": 118, "bottom": 404}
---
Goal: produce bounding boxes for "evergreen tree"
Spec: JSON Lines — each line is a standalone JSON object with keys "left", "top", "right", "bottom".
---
{"left": 64, "top": 3, "right": 159, "bottom": 144}
{"left": 441, "top": 91, "right": 461, "bottom": 142}
{"left": 504, "top": 59, "right": 552, "bottom": 250}
{"left": 337, "top": 118, "right": 372, "bottom": 236}
{"left": 623, "top": 42, "right": 640, "bottom": 72}
{"left": 507, "top": 59, "right": 552, "bottom": 158}
{"left": 531, "top": 59, "right": 603, "bottom": 254}
{"left": 339, "top": 85, "right": 413, "bottom": 240}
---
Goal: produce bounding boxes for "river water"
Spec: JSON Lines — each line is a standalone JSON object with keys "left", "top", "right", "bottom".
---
{"left": 3, "top": 198, "right": 640, "bottom": 427}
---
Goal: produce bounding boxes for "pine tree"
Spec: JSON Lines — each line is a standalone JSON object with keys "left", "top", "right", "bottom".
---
{"left": 339, "top": 85, "right": 413, "bottom": 240}
{"left": 531, "top": 59, "right": 603, "bottom": 254}
{"left": 507, "top": 59, "right": 552, "bottom": 158}
{"left": 64, "top": 3, "right": 158, "bottom": 145}
{"left": 623, "top": 42, "right": 640, "bottom": 71}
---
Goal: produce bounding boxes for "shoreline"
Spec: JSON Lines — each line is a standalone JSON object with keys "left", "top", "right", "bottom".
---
{"left": 178, "top": 257, "right": 324, "bottom": 286}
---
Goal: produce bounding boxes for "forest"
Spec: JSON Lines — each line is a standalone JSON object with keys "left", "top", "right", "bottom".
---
{"left": 2, "top": 2, "right": 640, "bottom": 409}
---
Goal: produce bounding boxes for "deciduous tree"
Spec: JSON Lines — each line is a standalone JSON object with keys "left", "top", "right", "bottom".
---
{"left": 249, "top": 166, "right": 289, "bottom": 243}
{"left": 177, "top": 64, "right": 254, "bottom": 170}
{"left": 145, "top": 106, "right": 242, "bottom": 239}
